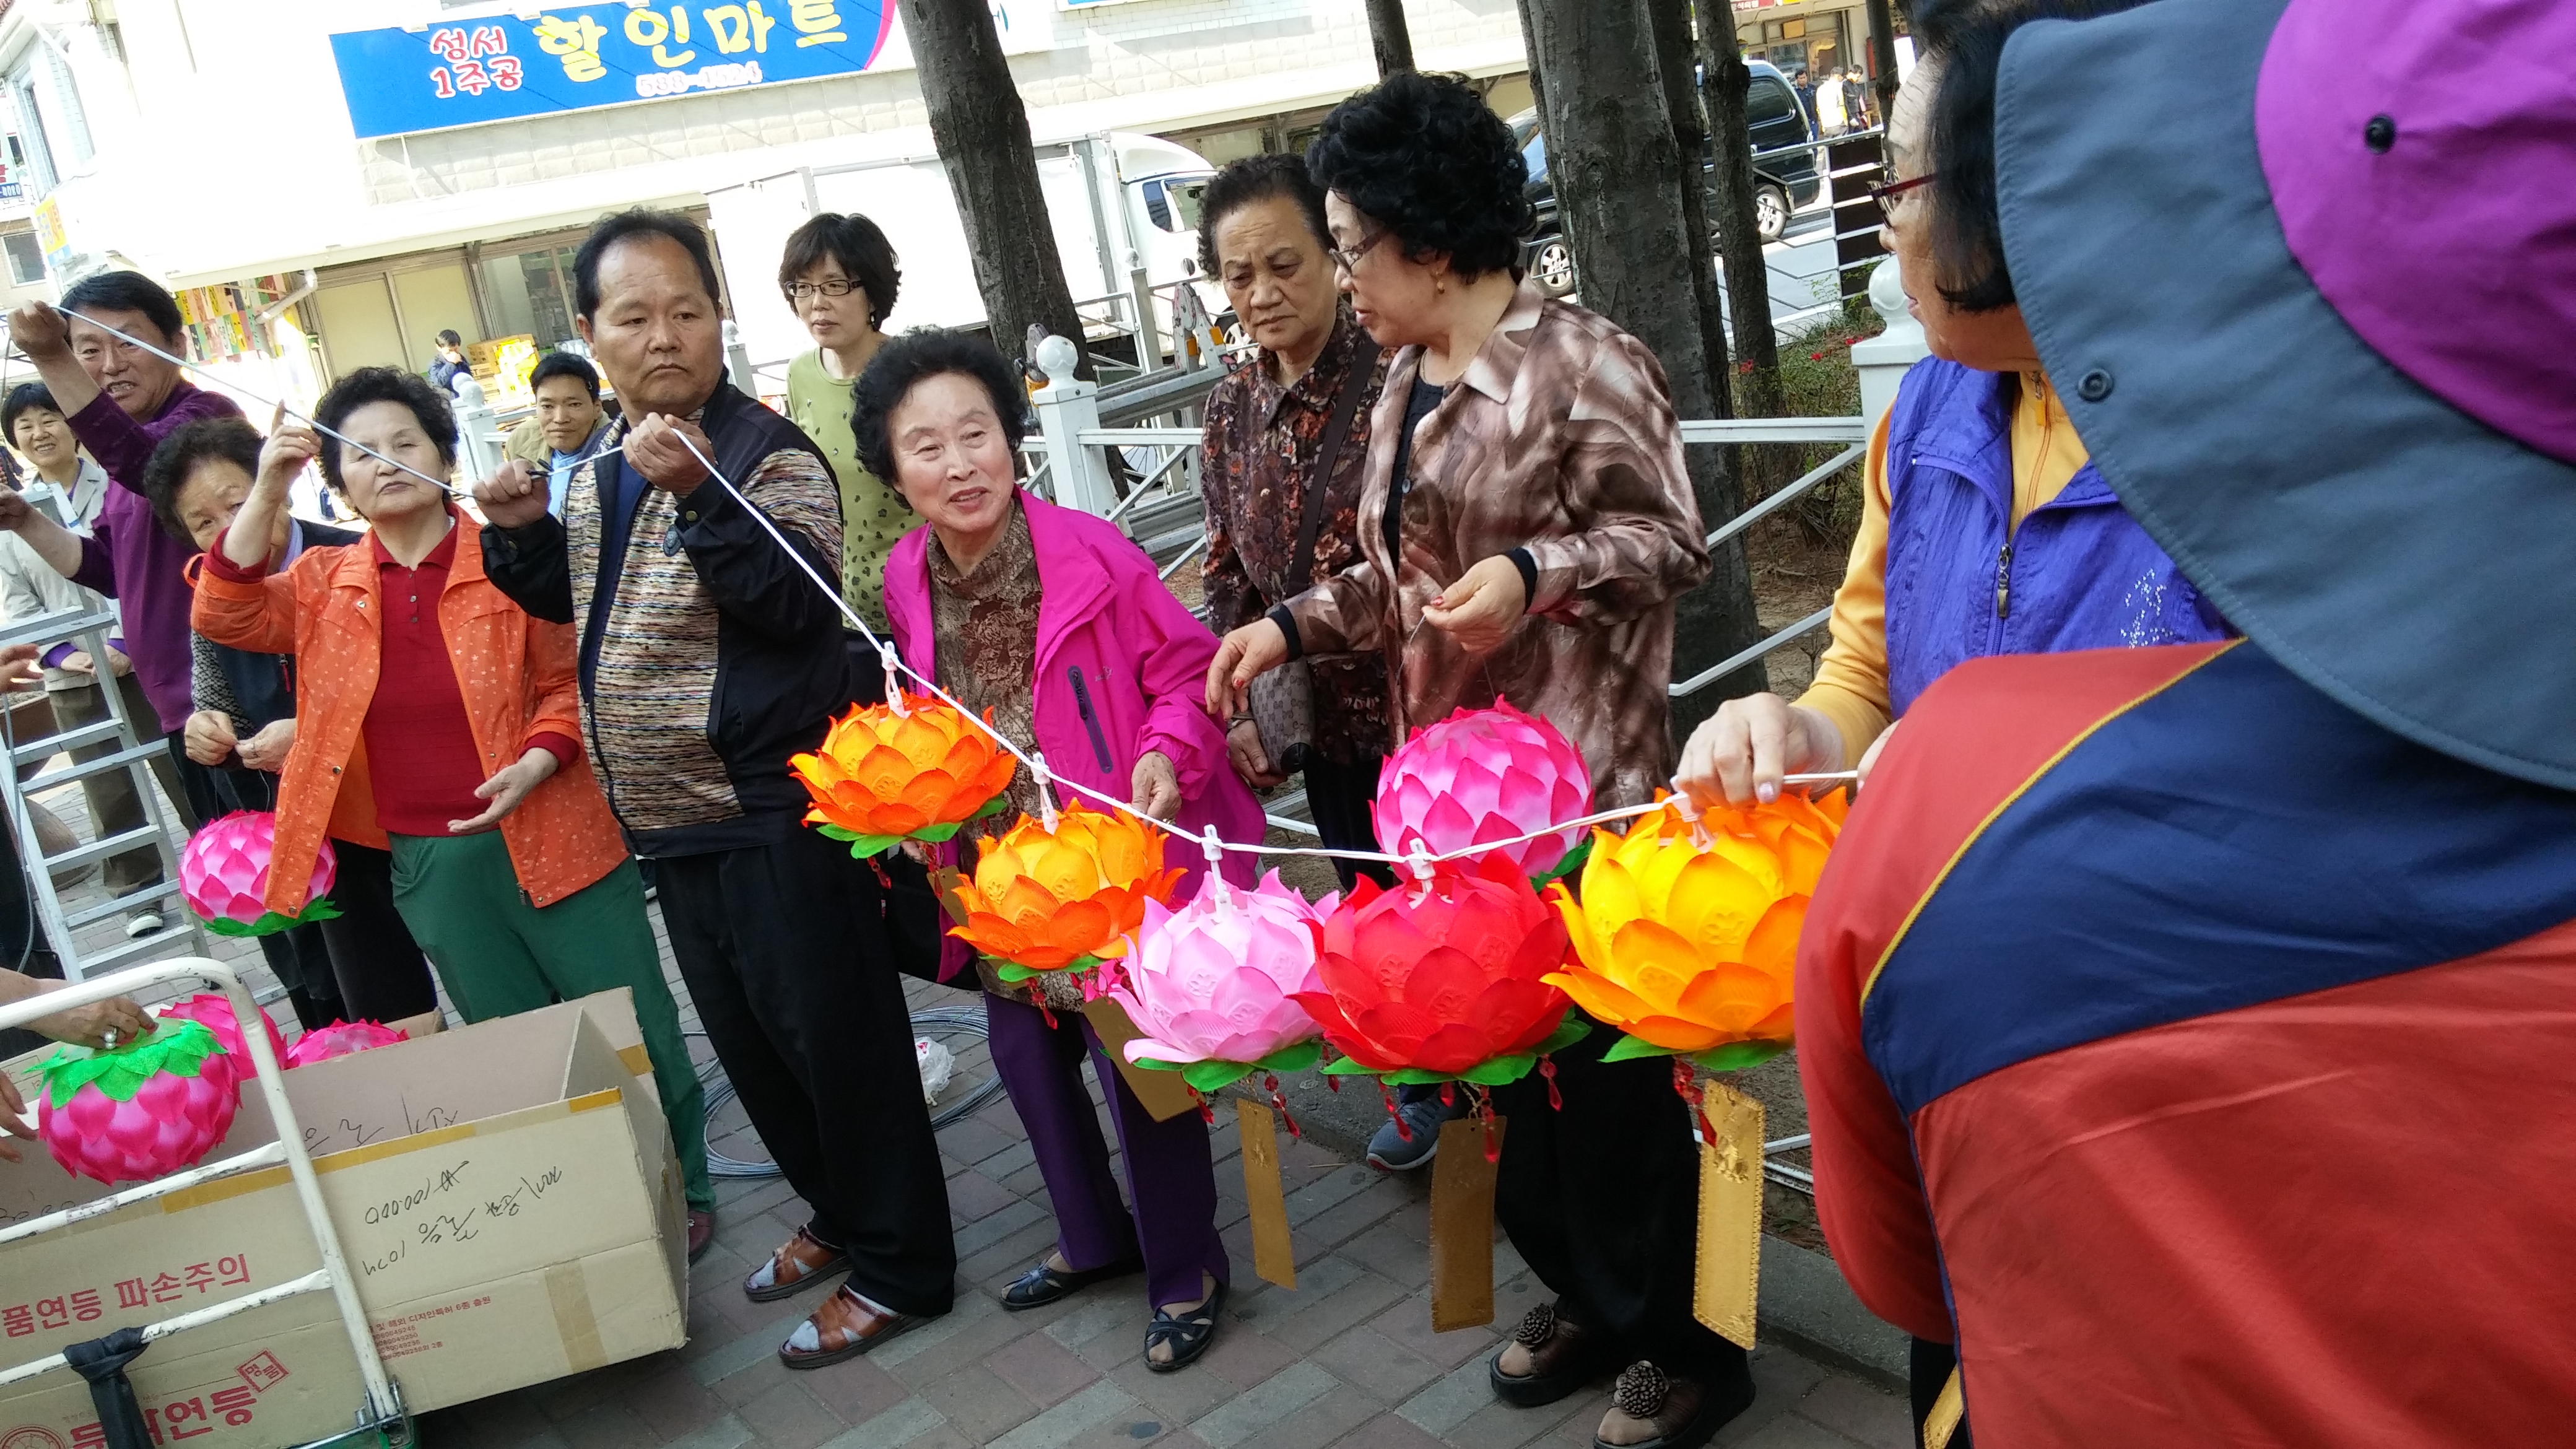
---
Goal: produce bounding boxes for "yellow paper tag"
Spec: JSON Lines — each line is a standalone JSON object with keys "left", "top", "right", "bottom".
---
{"left": 1077, "top": 998, "right": 1201, "bottom": 1123}
{"left": 1923, "top": 1366, "right": 1964, "bottom": 1449}
{"left": 1693, "top": 1080, "right": 1765, "bottom": 1348}
{"left": 1428, "top": 1115, "right": 1506, "bottom": 1333}
{"left": 1237, "top": 1099, "right": 1297, "bottom": 1290}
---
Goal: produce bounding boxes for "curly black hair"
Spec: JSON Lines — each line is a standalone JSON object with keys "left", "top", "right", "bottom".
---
{"left": 1195, "top": 153, "right": 1333, "bottom": 277}
{"left": 1911, "top": 0, "right": 2159, "bottom": 312}
{"left": 312, "top": 367, "right": 459, "bottom": 494}
{"left": 850, "top": 330, "right": 1028, "bottom": 488}
{"left": 1304, "top": 71, "right": 1533, "bottom": 281}
{"left": 139, "top": 417, "right": 264, "bottom": 545}
{"left": 779, "top": 212, "right": 903, "bottom": 331}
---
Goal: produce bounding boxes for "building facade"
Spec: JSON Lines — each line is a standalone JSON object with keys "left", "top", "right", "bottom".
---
{"left": 0, "top": 0, "right": 1529, "bottom": 405}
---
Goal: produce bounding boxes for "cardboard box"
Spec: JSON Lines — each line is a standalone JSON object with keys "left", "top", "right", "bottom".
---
{"left": 0, "top": 991, "right": 685, "bottom": 1448}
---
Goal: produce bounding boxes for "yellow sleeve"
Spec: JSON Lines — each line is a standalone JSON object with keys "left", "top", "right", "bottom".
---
{"left": 1795, "top": 411, "right": 1895, "bottom": 764}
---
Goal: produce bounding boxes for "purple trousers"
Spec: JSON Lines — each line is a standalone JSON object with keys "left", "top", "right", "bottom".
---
{"left": 983, "top": 993, "right": 1230, "bottom": 1309}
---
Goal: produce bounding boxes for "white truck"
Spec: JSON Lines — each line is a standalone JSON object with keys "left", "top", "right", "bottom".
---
{"left": 707, "top": 130, "right": 1219, "bottom": 384}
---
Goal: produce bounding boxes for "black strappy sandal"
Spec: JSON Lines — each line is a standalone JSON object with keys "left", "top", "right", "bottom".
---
{"left": 1144, "top": 1278, "right": 1228, "bottom": 1373}
{"left": 1002, "top": 1254, "right": 1143, "bottom": 1311}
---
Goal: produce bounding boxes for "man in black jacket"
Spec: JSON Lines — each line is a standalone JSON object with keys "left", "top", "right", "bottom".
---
{"left": 476, "top": 210, "right": 954, "bottom": 1368}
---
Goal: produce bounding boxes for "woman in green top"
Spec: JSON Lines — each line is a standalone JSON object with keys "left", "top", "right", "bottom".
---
{"left": 779, "top": 212, "right": 909, "bottom": 632}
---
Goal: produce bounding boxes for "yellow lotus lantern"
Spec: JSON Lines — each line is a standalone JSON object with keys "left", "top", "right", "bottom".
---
{"left": 950, "top": 801, "right": 1185, "bottom": 982}
{"left": 1542, "top": 791, "right": 1847, "bottom": 1070}
{"left": 791, "top": 691, "right": 1019, "bottom": 856}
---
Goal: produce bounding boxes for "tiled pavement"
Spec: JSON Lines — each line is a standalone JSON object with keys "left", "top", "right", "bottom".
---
{"left": 410, "top": 1029, "right": 1915, "bottom": 1449}
{"left": 13, "top": 726, "right": 1912, "bottom": 1449}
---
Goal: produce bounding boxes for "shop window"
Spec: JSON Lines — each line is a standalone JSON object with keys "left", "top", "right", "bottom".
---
{"left": 2, "top": 229, "right": 42, "bottom": 285}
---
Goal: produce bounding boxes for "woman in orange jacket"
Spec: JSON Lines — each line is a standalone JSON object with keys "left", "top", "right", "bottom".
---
{"left": 191, "top": 368, "right": 715, "bottom": 1258}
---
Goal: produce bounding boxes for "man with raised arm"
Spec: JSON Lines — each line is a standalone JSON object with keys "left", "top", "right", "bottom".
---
{"left": 472, "top": 209, "right": 953, "bottom": 1368}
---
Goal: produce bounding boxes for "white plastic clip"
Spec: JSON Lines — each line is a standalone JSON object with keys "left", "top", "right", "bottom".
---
{"left": 1032, "top": 752, "right": 1060, "bottom": 832}
{"left": 1405, "top": 840, "right": 1437, "bottom": 892}
{"left": 1668, "top": 783, "right": 1715, "bottom": 850}
{"left": 880, "top": 643, "right": 908, "bottom": 716}
{"left": 1200, "top": 825, "right": 1232, "bottom": 907}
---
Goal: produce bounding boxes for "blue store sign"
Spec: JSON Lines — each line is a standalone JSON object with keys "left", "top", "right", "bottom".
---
{"left": 329, "top": 1, "right": 896, "bottom": 139}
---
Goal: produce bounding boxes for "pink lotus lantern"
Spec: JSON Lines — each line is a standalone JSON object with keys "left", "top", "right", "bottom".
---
{"left": 180, "top": 811, "right": 340, "bottom": 936}
{"left": 36, "top": 1020, "right": 241, "bottom": 1185}
{"left": 1107, "top": 871, "right": 1337, "bottom": 1094}
{"left": 157, "top": 993, "right": 287, "bottom": 1087}
{"left": 284, "top": 1020, "right": 408, "bottom": 1069}
{"left": 1375, "top": 703, "right": 1593, "bottom": 882}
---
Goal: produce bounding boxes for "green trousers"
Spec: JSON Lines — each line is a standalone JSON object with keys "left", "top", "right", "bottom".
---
{"left": 386, "top": 830, "right": 714, "bottom": 1211}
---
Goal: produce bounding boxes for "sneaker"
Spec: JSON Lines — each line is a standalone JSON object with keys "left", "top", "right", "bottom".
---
{"left": 124, "top": 910, "right": 165, "bottom": 939}
{"left": 1367, "top": 1093, "right": 1456, "bottom": 1171}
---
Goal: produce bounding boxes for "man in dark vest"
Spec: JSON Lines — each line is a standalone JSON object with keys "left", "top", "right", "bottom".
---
{"left": 476, "top": 210, "right": 954, "bottom": 1367}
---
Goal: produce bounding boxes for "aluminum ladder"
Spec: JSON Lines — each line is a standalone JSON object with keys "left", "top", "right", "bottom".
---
{"left": 0, "top": 956, "right": 407, "bottom": 1445}
{"left": 0, "top": 601, "right": 209, "bottom": 979}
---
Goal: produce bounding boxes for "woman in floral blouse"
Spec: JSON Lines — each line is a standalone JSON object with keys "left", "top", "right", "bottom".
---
{"left": 1203, "top": 72, "right": 1730, "bottom": 1449}
{"left": 1196, "top": 153, "right": 1393, "bottom": 890}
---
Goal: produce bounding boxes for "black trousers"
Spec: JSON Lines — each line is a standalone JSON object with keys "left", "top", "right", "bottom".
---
{"left": 317, "top": 841, "right": 439, "bottom": 1022}
{"left": 1300, "top": 751, "right": 1394, "bottom": 893}
{"left": 211, "top": 765, "right": 342, "bottom": 1029}
{"left": 656, "top": 826, "right": 956, "bottom": 1315}
{"left": 1492, "top": 1012, "right": 1745, "bottom": 1382}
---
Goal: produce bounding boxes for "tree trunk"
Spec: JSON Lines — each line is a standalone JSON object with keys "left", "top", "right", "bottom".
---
{"left": 1645, "top": 0, "right": 1731, "bottom": 419}
{"left": 1865, "top": 0, "right": 1902, "bottom": 126}
{"left": 1524, "top": 0, "right": 1769, "bottom": 720}
{"left": 1363, "top": 0, "right": 1416, "bottom": 77}
{"left": 908, "top": 0, "right": 1090, "bottom": 377}
{"left": 1692, "top": 0, "right": 1785, "bottom": 417}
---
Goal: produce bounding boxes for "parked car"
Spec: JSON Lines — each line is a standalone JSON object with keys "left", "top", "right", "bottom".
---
{"left": 1512, "top": 59, "right": 1822, "bottom": 298}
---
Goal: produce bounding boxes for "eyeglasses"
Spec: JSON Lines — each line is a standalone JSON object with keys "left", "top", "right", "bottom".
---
{"left": 1326, "top": 228, "right": 1391, "bottom": 274}
{"left": 1868, "top": 169, "right": 1939, "bottom": 209}
{"left": 782, "top": 277, "right": 861, "bottom": 300}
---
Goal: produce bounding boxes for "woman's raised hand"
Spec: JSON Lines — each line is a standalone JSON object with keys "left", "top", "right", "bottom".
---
{"left": 1674, "top": 692, "right": 1845, "bottom": 808}
{"left": 1421, "top": 554, "right": 1529, "bottom": 656}
{"left": 1204, "top": 617, "right": 1291, "bottom": 721}
{"left": 256, "top": 404, "right": 321, "bottom": 498}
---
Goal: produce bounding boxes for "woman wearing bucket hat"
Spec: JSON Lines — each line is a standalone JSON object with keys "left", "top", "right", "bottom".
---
{"left": 1795, "top": 0, "right": 2576, "bottom": 1445}
{"left": 1673, "top": 0, "right": 2230, "bottom": 813}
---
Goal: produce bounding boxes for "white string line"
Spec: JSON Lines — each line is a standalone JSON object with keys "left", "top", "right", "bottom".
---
{"left": 50, "top": 308, "right": 471, "bottom": 499}
{"left": 664, "top": 429, "right": 1856, "bottom": 870}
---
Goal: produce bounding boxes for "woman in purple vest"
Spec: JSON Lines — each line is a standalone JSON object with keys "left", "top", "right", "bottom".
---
{"left": 1677, "top": 0, "right": 2232, "bottom": 812}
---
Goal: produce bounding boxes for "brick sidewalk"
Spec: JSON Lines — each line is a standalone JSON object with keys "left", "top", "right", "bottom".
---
{"left": 411, "top": 1050, "right": 1912, "bottom": 1449}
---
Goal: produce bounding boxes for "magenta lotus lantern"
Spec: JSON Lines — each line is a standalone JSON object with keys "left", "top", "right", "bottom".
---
{"left": 1107, "top": 871, "right": 1336, "bottom": 1093}
{"left": 1373, "top": 703, "right": 1593, "bottom": 882}
{"left": 35, "top": 1020, "right": 242, "bottom": 1185}
{"left": 283, "top": 1020, "right": 409, "bottom": 1069}
{"left": 179, "top": 811, "right": 340, "bottom": 936}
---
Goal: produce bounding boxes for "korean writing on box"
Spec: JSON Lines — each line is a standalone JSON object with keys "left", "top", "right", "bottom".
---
{"left": 428, "top": 24, "right": 523, "bottom": 99}
{"left": 14, "top": 1257, "right": 248, "bottom": 1335}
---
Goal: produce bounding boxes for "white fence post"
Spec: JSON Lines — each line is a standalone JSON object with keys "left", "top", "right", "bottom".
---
{"left": 1030, "top": 335, "right": 1116, "bottom": 516}
{"left": 1850, "top": 258, "right": 1929, "bottom": 432}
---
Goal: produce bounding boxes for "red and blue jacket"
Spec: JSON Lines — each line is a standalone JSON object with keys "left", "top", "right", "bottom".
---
{"left": 1798, "top": 638, "right": 2576, "bottom": 1445}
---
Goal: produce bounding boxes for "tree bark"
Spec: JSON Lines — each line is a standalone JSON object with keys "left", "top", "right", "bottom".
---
{"left": 908, "top": 0, "right": 1090, "bottom": 377}
{"left": 1645, "top": 0, "right": 1731, "bottom": 420}
{"left": 1524, "top": 0, "right": 1769, "bottom": 720}
{"left": 1865, "top": 0, "right": 1902, "bottom": 125}
{"left": 1363, "top": 0, "right": 1416, "bottom": 77}
{"left": 1691, "top": 0, "right": 1784, "bottom": 412}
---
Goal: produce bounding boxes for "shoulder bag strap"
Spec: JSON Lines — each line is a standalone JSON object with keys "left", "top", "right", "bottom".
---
{"left": 1287, "top": 341, "right": 1382, "bottom": 594}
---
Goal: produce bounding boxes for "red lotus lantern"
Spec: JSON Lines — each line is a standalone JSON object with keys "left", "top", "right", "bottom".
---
{"left": 1292, "top": 854, "right": 1586, "bottom": 1086}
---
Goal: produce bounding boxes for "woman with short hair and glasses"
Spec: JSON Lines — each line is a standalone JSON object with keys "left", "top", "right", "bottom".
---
{"left": 1202, "top": 71, "right": 1728, "bottom": 1449}
{"left": 1673, "top": 0, "right": 2229, "bottom": 815}
{"left": 779, "top": 212, "right": 908, "bottom": 633}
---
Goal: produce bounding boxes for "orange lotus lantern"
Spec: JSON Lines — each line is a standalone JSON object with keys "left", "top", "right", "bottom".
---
{"left": 1542, "top": 791, "right": 1847, "bottom": 1071}
{"left": 790, "top": 690, "right": 1019, "bottom": 857}
{"left": 949, "top": 801, "right": 1185, "bottom": 983}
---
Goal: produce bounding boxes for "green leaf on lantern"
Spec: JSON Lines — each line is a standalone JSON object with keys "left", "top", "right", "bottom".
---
{"left": 1318, "top": 1055, "right": 1383, "bottom": 1077}
{"left": 1182, "top": 1060, "right": 1258, "bottom": 1093}
{"left": 1252, "top": 1039, "right": 1323, "bottom": 1074}
{"left": 1603, "top": 1033, "right": 1683, "bottom": 1063}
{"left": 1378, "top": 1065, "right": 1469, "bottom": 1087}
{"left": 1133, "top": 1056, "right": 1181, "bottom": 1071}
{"left": 970, "top": 794, "right": 1013, "bottom": 819}
{"left": 1529, "top": 837, "right": 1595, "bottom": 890}
{"left": 815, "top": 824, "right": 863, "bottom": 842}
{"left": 911, "top": 821, "right": 964, "bottom": 844}
{"left": 1687, "top": 1040, "right": 1791, "bottom": 1073}
{"left": 1534, "top": 1017, "right": 1593, "bottom": 1056}
{"left": 991, "top": 954, "right": 1105, "bottom": 985}
{"left": 1456, "top": 1053, "right": 1536, "bottom": 1086}
{"left": 199, "top": 900, "right": 341, "bottom": 938}
{"left": 38, "top": 1020, "right": 225, "bottom": 1107}
{"left": 820, "top": 825, "right": 906, "bottom": 858}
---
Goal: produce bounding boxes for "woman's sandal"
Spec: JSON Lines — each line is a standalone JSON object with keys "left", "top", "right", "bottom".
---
{"left": 1144, "top": 1278, "right": 1229, "bottom": 1373}
{"left": 1002, "top": 1255, "right": 1144, "bottom": 1311}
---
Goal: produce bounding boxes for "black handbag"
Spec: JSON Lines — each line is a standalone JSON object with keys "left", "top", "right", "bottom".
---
{"left": 1247, "top": 341, "right": 1379, "bottom": 774}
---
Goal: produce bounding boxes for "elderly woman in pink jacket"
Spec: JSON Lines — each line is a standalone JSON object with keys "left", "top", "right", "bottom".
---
{"left": 861, "top": 330, "right": 1262, "bottom": 1374}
